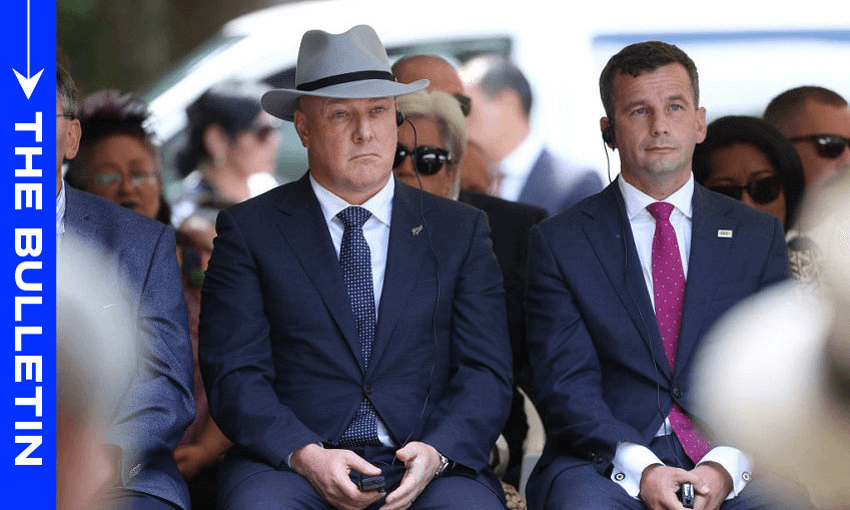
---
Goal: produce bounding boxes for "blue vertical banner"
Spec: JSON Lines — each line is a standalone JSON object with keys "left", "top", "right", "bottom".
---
{"left": 0, "top": 0, "right": 56, "bottom": 506}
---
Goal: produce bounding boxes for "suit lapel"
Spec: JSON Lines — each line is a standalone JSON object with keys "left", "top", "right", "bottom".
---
{"left": 370, "top": 181, "right": 431, "bottom": 369}
{"left": 274, "top": 176, "right": 363, "bottom": 369}
{"left": 582, "top": 184, "right": 671, "bottom": 380}
{"left": 64, "top": 186, "right": 110, "bottom": 254}
{"left": 676, "top": 184, "right": 737, "bottom": 372}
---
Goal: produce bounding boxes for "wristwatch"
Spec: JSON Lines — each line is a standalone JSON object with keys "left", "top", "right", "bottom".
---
{"left": 433, "top": 451, "right": 451, "bottom": 478}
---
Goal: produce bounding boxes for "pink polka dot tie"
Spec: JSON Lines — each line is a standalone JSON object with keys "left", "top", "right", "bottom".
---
{"left": 647, "top": 202, "right": 710, "bottom": 463}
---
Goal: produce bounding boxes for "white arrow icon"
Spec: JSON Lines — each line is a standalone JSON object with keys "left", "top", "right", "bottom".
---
{"left": 12, "top": 0, "right": 42, "bottom": 100}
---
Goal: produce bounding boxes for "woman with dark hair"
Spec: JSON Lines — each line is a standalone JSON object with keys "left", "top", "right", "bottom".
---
{"left": 64, "top": 90, "right": 171, "bottom": 224}
{"left": 693, "top": 115, "right": 817, "bottom": 281}
{"left": 693, "top": 115, "right": 805, "bottom": 232}
{"left": 171, "top": 79, "right": 281, "bottom": 228}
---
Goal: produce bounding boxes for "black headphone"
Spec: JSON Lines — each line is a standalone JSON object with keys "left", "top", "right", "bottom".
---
{"left": 396, "top": 110, "right": 405, "bottom": 127}
{"left": 602, "top": 123, "right": 616, "bottom": 148}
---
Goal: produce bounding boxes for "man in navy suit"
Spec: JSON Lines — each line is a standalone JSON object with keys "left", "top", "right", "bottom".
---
{"left": 460, "top": 54, "right": 602, "bottom": 215}
{"left": 525, "top": 42, "right": 789, "bottom": 510}
{"left": 57, "top": 66, "right": 194, "bottom": 510}
{"left": 199, "top": 26, "right": 512, "bottom": 510}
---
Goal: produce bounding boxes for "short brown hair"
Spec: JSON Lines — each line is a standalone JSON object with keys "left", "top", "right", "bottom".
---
{"left": 599, "top": 41, "right": 699, "bottom": 121}
{"left": 763, "top": 86, "right": 848, "bottom": 129}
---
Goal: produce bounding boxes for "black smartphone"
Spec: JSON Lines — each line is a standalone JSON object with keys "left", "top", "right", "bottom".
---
{"left": 678, "top": 481, "right": 695, "bottom": 509}
{"left": 357, "top": 475, "right": 385, "bottom": 492}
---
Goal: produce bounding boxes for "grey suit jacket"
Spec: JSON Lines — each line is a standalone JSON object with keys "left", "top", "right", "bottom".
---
{"left": 61, "top": 185, "right": 194, "bottom": 510}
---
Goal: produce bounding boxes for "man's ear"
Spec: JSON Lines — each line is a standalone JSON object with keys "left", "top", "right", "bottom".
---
{"left": 202, "top": 124, "right": 231, "bottom": 162}
{"left": 293, "top": 109, "right": 310, "bottom": 149}
{"left": 600, "top": 117, "right": 615, "bottom": 149}
{"left": 64, "top": 119, "right": 81, "bottom": 160}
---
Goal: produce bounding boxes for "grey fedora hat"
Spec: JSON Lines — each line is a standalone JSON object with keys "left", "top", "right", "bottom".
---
{"left": 261, "top": 25, "right": 428, "bottom": 122}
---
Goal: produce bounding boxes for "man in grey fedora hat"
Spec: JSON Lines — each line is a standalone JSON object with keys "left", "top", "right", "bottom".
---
{"left": 199, "top": 25, "right": 512, "bottom": 510}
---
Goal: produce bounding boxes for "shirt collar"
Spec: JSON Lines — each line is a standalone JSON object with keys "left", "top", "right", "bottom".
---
{"left": 309, "top": 173, "right": 394, "bottom": 228}
{"left": 617, "top": 172, "right": 694, "bottom": 220}
{"left": 499, "top": 131, "right": 544, "bottom": 179}
{"left": 57, "top": 181, "right": 66, "bottom": 235}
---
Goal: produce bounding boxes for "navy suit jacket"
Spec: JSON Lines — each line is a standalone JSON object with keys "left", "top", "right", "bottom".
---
{"left": 524, "top": 180, "right": 790, "bottom": 504}
{"left": 62, "top": 185, "right": 195, "bottom": 510}
{"left": 199, "top": 175, "right": 513, "bottom": 494}
{"left": 517, "top": 148, "right": 603, "bottom": 216}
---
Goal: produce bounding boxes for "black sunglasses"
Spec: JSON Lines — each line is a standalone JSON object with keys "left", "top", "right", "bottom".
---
{"left": 453, "top": 94, "right": 471, "bottom": 117}
{"left": 393, "top": 144, "right": 451, "bottom": 176}
{"left": 707, "top": 175, "right": 782, "bottom": 204}
{"left": 790, "top": 134, "right": 850, "bottom": 159}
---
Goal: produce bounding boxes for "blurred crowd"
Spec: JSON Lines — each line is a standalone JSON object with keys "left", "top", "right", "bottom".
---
{"left": 56, "top": 22, "right": 849, "bottom": 510}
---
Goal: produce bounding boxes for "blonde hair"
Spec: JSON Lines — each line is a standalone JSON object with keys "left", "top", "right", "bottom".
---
{"left": 397, "top": 90, "right": 467, "bottom": 199}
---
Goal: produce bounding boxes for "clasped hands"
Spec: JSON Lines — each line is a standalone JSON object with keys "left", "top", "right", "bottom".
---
{"left": 639, "top": 462, "right": 733, "bottom": 510}
{"left": 290, "top": 441, "right": 442, "bottom": 510}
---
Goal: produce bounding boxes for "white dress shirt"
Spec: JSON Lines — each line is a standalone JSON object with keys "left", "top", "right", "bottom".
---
{"left": 610, "top": 174, "right": 751, "bottom": 500}
{"left": 309, "top": 174, "right": 394, "bottom": 445}
{"left": 56, "top": 182, "right": 66, "bottom": 265}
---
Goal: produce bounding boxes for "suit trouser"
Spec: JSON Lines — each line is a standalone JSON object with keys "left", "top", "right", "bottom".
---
{"left": 218, "top": 445, "right": 505, "bottom": 510}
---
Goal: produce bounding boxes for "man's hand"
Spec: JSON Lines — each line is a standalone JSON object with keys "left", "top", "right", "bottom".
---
{"left": 691, "top": 462, "right": 733, "bottom": 510}
{"left": 380, "top": 442, "right": 441, "bottom": 510}
{"left": 640, "top": 464, "right": 701, "bottom": 510}
{"left": 290, "top": 443, "right": 384, "bottom": 510}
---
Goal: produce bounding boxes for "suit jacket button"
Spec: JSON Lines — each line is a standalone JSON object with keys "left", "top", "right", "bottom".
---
{"left": 364, "top": 384, "right": 373, "bottom": 394}
{"left": 672, "top": 386, "right": 682, "bottom": 398}
{"left": 590, "top": 452, "right": 602, "bottom": 464}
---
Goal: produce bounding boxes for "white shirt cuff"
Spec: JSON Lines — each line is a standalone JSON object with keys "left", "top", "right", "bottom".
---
{"left": 611, "top": 442, "right": 663, "bottom": 499}
{"left": 699, "top": 446, "right": 752, "bottom": 499}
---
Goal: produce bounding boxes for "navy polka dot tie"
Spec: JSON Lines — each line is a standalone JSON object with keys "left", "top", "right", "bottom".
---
{"left": 336, "top": 206, "right": 381, "bottom": 447}
{"left": 647, "top": 202, "right": 710, "bottom": 463}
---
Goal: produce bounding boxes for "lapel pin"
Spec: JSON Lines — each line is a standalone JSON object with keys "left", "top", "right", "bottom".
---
{"left": 411, "top": 225, "right": 423, "bottom": 236}
{"left": 717, "top": 229, "right": 733, "bottom": 238}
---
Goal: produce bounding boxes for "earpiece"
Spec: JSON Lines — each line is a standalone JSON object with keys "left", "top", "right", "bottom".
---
{"left": 602, "top": 124, "right": 616, "bottom": 148}
{"left": 396, "top": 110, "right": 405, "bottom": 127}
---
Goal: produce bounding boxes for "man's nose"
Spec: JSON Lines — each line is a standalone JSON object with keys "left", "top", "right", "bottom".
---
{"left": 353, "top": 115, "right": 375, "bottom": 142}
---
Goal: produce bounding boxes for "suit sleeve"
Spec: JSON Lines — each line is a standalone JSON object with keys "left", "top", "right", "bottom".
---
{"left": 199, "top": 209, "right": 322, "bottom": 467}
{"left": 526, "top": 224, "right": 644, "bottom": 473}
{"left": 111, "top": 225, "right": 196, "bottom": 492}
{"left": 421, "top": 211, "right": 513, "bottom": 473}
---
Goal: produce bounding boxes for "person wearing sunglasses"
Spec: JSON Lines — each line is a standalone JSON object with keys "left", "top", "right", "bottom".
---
{"left": 693, "top": 115, "right": 805, "bottom": 232}
{"left": 172, "top": 79, "right": 282, "bottom": 228}
{"left": 392, "top": 54, "right": 496, "bottom": 194}
{"left": 394, "top": 89, "right": 465, "bottom": 199}
{"left": 64, "top": 90, "right": 172, "bottom": 224}
{"left": 693, "top": 116, "right": 821, "bottom": 282}
{"left": 764, "top": 86, "right": 850, "bottom": 195}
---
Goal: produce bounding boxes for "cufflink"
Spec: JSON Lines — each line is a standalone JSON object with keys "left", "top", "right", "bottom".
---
{"left": 742, "top": 471, "right": 751, "bottom": 482}
{"left": 614, "top": 472, "right": 626, "bottom": 481}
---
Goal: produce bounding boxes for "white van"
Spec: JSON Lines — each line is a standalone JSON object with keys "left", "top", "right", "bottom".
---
{"left": 142, "top": 0, "right": 850, "bottom": 196}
